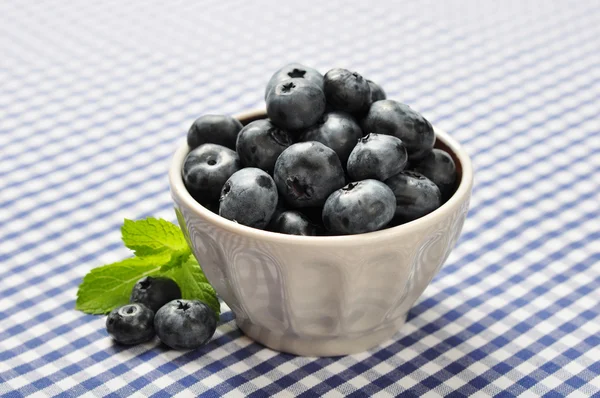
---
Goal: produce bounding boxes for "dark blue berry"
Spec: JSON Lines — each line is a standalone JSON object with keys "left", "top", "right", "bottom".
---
{"left": 265, "top": 63, "right": 324, "bottom": 99}
{"left": 266, "top": 78, "right": 326, "bottom": 131}
{"left": 367, "top": 79, "right": 386, "bottom": 103}
{"left": 363, "top": 100, "right": 435, "bottom": 161}
{"left": 130, "top": 276, "right": 182, "bottom": 313}
{"left": 274, "top": 141, "right": 345, "bottom": 208}
{"left": 106, "top": 303, "right": 155, "bottom": 345}
{"left": 219, "top": 168, "right": 278, "bottom": 228}
{"left": 385, "top": 171, "right": 441, "bottom": 223}
{"left": 187, "top": 115, "right": 243, "bottom": 150}
{"left": 347, "top": 133, "right": 407, "bottom": 181}
{"left": 410, "top": 149, "right": 458, "bottom": 202}
{"left": 299, "top": 111, "right": 363, "bottom": 164}
{"left": 182, "top": 144, "right": 241, "bottom": 203}
{"left": 323, "top": 68, "right": 371, "bottom": 113}
{"left": 269, "top": 210, "right": 319, "bottom": 236}
{"left": 322, "top": 180, "right": 396, "bottom": 235}
{"left": 236, "top": 119, "right": 294, "bottom": 174}
{"left": 154, "top": 300, "right": 216, "bottom": 350}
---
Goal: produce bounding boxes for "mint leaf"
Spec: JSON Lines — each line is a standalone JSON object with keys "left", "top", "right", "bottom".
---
{"left": 76, "top": 254, "right": 169, "bottom": 314}
{"left": 77, "top": 217, "right": 220, "bottom": 318}
{"left": 121, "top": 218, "right": 189, "bottom": 257}
{"left": 166, "top": 256, "right": 220, "bottom": 317}
{"left": 159, "top": 251, "right": 190, "bottom": 273}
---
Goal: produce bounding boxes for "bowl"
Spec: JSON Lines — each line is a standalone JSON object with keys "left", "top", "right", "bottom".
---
{"left": 169, "top": 109, "right": 473, "bottom": 356}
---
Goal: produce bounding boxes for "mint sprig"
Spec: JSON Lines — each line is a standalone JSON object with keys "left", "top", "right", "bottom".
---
{"left": 76, "top": 218, "right": 220, "bottom": 317}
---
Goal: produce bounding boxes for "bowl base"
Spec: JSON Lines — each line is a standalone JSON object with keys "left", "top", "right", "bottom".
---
{"left": 236, "top": 315, "right": 408, "bottom": 357}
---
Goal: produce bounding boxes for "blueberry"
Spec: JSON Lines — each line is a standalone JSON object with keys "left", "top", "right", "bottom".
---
{"left": 323, "top": 68, "right": 371, "bottom": 113}
{"left": 182, "top": 144, "right": 241, "bottom": 203}
{"left": 363, "top": 100, "right": 435, "bottom": 161}
{"left": 265, "top": 63, "right": 324, "bottom": 99}
{"left": 201, "top": 200, "right": 220, "bottom": 214}
{"left": 130, "top": 276, "right": 182, "bottom": 313}
{"left": 410, "top": 149, "right": 458, "bottom": 202}
{"left": 154, "top": 299, "right": 217, "bottom": 350}
{"left": 236, "top": 119, "right": 294, "bottom": 174}
{"left": 187, "top": 115, "right": 243, "bottom": 150}
{"left": 347, "top": 133, "right": 407, "bottom": 181}
{"left": 219, "top": 168, "right": 278, "bottom": 228}
{"left": 385, "top": 171, "right": 441, "bottom": 223}
{"left": 274, "top": 141, "right": 345, "bottom": 208}
{"left": 266, "top": 78, "right": 326, "bottom": 131}
{"left": 106, "top": 303, "right": 155, "bottom": 345}
{"left": 299, "top": 111, "right": 363, "bottom": 164}
{"left": 269, "top": 210, "right": 319, "bottom": 236}
{"left": 322, "top": 180, "right": 396, "bottom": 235}
{"left": 367, "top": 79, "right": 386, "bottom": 103}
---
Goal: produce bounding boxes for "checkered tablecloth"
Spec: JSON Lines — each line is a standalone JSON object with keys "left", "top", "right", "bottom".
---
{"left": 1, "top": 0, "right": 599, "bottom": 396}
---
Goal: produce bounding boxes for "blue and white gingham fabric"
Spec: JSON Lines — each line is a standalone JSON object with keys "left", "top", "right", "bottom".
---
{"left": 1, "top": 0, "right": 599, "bottom": 396}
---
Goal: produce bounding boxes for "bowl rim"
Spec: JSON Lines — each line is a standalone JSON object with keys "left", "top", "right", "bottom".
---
{"left": 169, "top": 109, "right": 474, "bottom": 247}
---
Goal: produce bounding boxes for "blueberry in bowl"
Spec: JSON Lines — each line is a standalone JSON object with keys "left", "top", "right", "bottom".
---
{"left": 367, "top": 79, "right": 386, "bottom": 103}
{"left": 385, "top": 170, "right": 442, "bottom": 224}
{"left": 409, "top": 148, "right": 458, "bottom": 202}
{"left": 266, "top": 78, "right": 326, "bottom": 131}
{"left": 218, "top": 167, "right": 279, "bottom": 229}
{"left": 323, "top": 68, "right": 371, "bottom": 113}
{"left": 362, "top": 99, "right": 435, "bottom": 161}
{"left": 182, "top": 143, "right": 241, "bottom": 204}
{"left": 170, "top": 64, "right": 473, "bottom": 356}
{"left": 273, "top": 141, "right": 345, "bottom": 208}
{"left": 322, "top": 180, "right": 396, "bottom": 235}
{"left": 268, "top": 210, "right": 320, "bottom": 236}
{"left": 299, "top": 111, "right": 363, "bottom": 165}
{"left": 187, "top": 114, "right": 243, "bottom": 151}
{"left": 265, "top": 62, "right": 324, "bottom": 100}
{"left": 346, "top": 133, "right": 408, "bottom": 181}
{"left": 235, "top": 119, "right": 294, "bottom": 174}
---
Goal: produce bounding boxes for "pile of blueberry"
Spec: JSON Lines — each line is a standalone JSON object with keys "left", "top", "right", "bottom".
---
{"left": 106, "top": 277, "right": 217, "bottom": 349}
{"left": 183, "top": 63, "right": 458, "bottom": 235}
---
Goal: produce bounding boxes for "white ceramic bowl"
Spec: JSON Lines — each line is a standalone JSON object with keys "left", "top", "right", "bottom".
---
{"left": 169, "top": 110, "right": 473, "bottom": 356}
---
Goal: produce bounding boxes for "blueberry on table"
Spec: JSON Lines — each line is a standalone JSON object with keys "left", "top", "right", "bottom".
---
{"left": 274, "top": 141, "right": 345, "bottom": 208}
{"left": 265, "top": 63, "right": 324, "bottom": 100}
{"left": 106, "top": 303, "right": 155, "bottom": 345}
{"left": 410, "top": 148, "right": 458, "bottom": 202}
{"left": 187, "top": 115, "right": 243, "bottom": 150}
{"left": 236, "top": 119, "right": 294, "bottom": 174}
{"left": 385, "top": 171, "right": 441, "bottom": 223}
{"left": 322, "top": 180, "right": 396, "bottom": 235}
{"left": 154, "top": 300, "right": 217, "bottom": 350}
{"left": 347, "top": 133, "right": 408, "bottom": 181}
{"left": 267, "top": 78, "right": 326, "bottom": 131}
{"left": 269, "top": 210, "right": 319, "bottom": 236}
{"left": 323, "top": 68, "right": 371, "bottom": 113}
{"left": 367, "top": 79, "right": 386, "bottom": 103}
{"left": 182, "top": 143, "right": 241, "bottom": 203}
{"left": 363, "top": 100, "right": 435, "bottom": 161}
{"left": 299, "top": 111, "right": 363, "bottom": 164}
{"left": 219, "top": 168, "right": 278, "bottom": 229}
{"left": 130, "top": 276, "right": 182, "bottom": 313}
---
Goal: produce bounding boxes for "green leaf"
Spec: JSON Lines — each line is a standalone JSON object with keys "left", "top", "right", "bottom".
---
{"left": 121, "top": 218, "right": 189, "bottom": 257}
{"left": 159, "top": 251, "right": 190, "bottom": 273}
{"left": 77, "top": 217, "right": 220, "bottom": 319}
{"left": 76, "top": 254, "right": 169, "bottom": 314}
{"left": 167, "top": 256, "right": 220, "bottom": 318}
